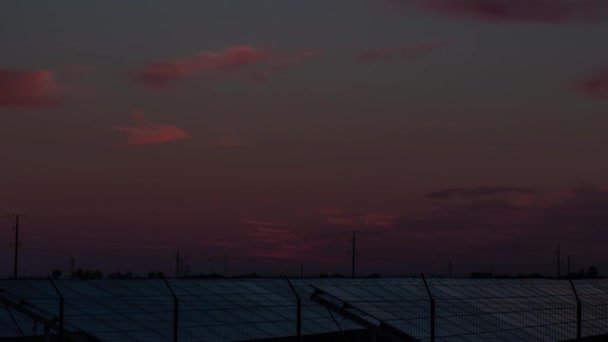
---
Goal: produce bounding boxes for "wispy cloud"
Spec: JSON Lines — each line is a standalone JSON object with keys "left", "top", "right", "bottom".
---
{"left": 400, "top": 0, "right": 608, "bottom": 23}
{"left": 578, "top": 69, "right": 608, "bottom": 102}
{"left": 129, "top": 45, "right": 321, "bottom": 89}
{"left": 244, "top": 224, "right": 332, "bottom": 263}
{"left": 0, "top": 68, "right": 60, "bottom": 107}
{"left": 128, "top": 59, "right": 199, "bottom": 89}
{"left": 320, "top": 209, "right": 398, "bottom": 228}
{"left": 356, "top": 43, "right": 447, "bottom": 64}
{"left": 240, "top": 217, "right": 284, "bottom": 227}
{"left": 174, "top": 184, "right": 608, "bottom": 270}
{"left": 113, "top": 111, "right": 190, "bottom": 146}
{"left": 397, "top": 185, "right": 608, "bottom": 245}
{"left": 427, "top": 186, "right": 537, "bottom": 200}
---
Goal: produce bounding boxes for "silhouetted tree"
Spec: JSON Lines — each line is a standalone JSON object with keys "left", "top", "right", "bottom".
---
{"left": 72, "top": 269, "right": 102, "bottom": 279}
{"left": 147, "top": 272, "right": 165, "bottom": 279}
{"left": 108, "top": 272, "right": 133, "bottom": 279}
{"left": 576, "top": 269, "right": 586, "bottom": 279}
{"left": 72, "top": 269, "right": 83, "bottom": 279}
{"left": 586, "top": 266, "right": 599, "bottom": 279}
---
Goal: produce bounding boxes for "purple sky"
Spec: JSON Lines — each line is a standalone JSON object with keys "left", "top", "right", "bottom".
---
{"left": 2, "top": 0, "right": 608, "bottom": 277}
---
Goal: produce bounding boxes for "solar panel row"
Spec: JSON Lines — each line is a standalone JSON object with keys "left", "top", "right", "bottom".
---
{"left": 1, "top": 278, "right": 607, "bottom": 342}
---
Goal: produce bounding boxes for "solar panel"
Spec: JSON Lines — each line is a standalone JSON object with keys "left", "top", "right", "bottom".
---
{"left": 1, "top": 278, "right": 608, "bottom": 341}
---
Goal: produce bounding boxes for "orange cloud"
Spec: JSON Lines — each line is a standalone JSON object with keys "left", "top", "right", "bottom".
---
{"left": 0, "top": 68, "right": 60, "bottom": 107}
{"left": 113, "top": 111, "right": 190, "bottom": 146}
{"left": 356, "top": 43, "right": 447, "bottom": 64}
{"left": 129, "top": 45, "right": 321, "bottom": 89}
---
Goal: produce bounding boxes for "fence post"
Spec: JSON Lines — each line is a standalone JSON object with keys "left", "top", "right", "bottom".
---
{"left": 421, "top": 273, "right": 435, "bottom": 342}
{"left": 47, "top": 276, "right": 64, "bottom": 342}
{"left": 569, "top": 279, "right": 582, "bottom": 340}
{"left": 163, "top": 278, "right": 179, "bottom": 342}
{"left": 284, "top": 276, "right": 302, "bottom": 341}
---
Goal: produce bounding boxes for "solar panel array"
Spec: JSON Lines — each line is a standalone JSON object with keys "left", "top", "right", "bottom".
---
{"left": 315, "top": 278, "right": 608, "bottom": 341}
{"left": 0, "top": 278, "right": 361, "bottom": 341}
{"left": 1, "top": 278, "right": 608, "bottom": 341}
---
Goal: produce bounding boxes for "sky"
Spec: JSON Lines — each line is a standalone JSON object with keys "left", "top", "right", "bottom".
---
{"left": 2, "top": 0, "right": 608, "bottom": 278}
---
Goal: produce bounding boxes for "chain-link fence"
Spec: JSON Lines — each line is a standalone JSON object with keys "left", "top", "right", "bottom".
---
{"left": 2, "top": 277, "right": 608, "bottom": 341}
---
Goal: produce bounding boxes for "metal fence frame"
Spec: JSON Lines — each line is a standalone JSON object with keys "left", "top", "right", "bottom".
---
{"left": 2, "top": 277, "right": 608, "bottom": 341}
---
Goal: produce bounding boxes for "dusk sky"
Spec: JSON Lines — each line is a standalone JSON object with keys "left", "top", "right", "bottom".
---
{"left": 2, "top": 0, "right": 608, "bottom": 278}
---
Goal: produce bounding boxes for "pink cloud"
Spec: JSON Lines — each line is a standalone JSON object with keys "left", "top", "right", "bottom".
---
{"left": 0, "top": 69, "right": 60, "bottom": 107}
{"left": 427, "top": 186, "right": 536, "bottom": 200}
{"left": 511, "top": 191, "right": 575, "bottom": 209}
{"left": 578, "top": 69, "right": 608, "bottom": 102}
{"left": 129, "top": 45, "right": 321, "bottom": 89}
{"left": 195, "top": 45, "right": 273, "bottom": 70}
{"left": 320, "top": 209, "right": 398, "bottom": 229}
{"left": 128, "top": 59, "right": 199, "bottom": 89}
{"left": 357, "top": 43, "right": 447, "bottom": 64}
{"left": 199, "top": 219, "right": 339, "bottom": 264}
{"left": 402, "top": 0, "right": 608, "bottom": 23}
{"left": 113, "top": 111, "right": 190, "bottom": 146}
{"left": 243, "top": 224, "right": 333, "bottom": 263}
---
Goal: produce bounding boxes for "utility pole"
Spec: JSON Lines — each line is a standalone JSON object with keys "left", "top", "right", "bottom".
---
{"left": 349, "top": 230, "right": 370, "bottom": 279}
{"left": 13, "top": 215, "right": 20, "bottom": 279}
{"left": 300, "top": 263, "right": 304, "bottom": 279}
{"left": 9, "top": 214, "right": 24, "bottom": 279}
{"left": 568, "top": 255, "right": 571, "bottom": 277}
{"left": 449, "top": 262, "right": 453, "bottom": 278}
{"left": 557, "top": 244, "right": 561, "bottom": 279}
{"left": 351, "top": 230, "right": 356, "bottom": 279}
{"left": 558, "top": 244, "right": 561, "bottom": 279}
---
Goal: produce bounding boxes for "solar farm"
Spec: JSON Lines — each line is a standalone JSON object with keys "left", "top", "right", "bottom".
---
{"left": 1, "top": 278, "right": 607, "bottom": 341}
